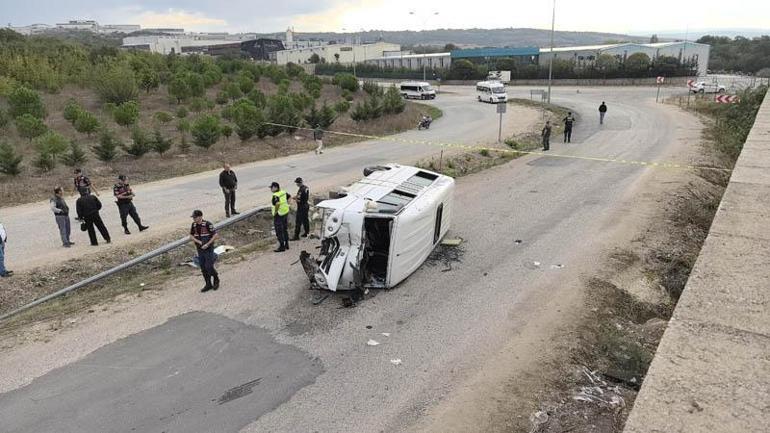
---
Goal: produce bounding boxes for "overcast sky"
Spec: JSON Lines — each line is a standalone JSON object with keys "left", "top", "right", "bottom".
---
{"left": 3, "top": 0, "right": 769, "bottom": 35}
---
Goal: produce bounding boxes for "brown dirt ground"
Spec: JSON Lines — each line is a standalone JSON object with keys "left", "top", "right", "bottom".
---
{"left": 0, "top": 81, "right": 431, "bottom": 206}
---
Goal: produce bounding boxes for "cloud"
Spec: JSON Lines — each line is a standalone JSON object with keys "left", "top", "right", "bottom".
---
{"left": 133, "top": 9, "right": 227, "bottom": 30}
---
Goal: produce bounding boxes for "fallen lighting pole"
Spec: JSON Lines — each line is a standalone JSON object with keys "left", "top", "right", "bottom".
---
{"left": 0, "top": 206, "right": 271, "bottom": 322}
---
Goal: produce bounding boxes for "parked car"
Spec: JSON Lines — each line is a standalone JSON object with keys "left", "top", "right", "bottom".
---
{"left": 690, "top": 81, "right": 726, "bottom": 94}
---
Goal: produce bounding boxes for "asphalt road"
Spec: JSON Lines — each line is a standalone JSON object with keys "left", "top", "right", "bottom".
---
{"left": 1, "top": 90, "right": 533, "bottom": 272}
{"left": 0, "top": 85, "right": 701, "bottom": 433}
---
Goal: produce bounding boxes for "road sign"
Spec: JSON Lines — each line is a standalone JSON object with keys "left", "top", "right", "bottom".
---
{"left": 715, "top": 95, "right": 740, "bottom": 104}
{"left": 656, "top": 76, "right": 665, "bottom": 84}
{"left": 497, "top": 103, "right": 507, "bottom": 114}
{"left": 687, "top": 79, "right": 695, "bottom": 88}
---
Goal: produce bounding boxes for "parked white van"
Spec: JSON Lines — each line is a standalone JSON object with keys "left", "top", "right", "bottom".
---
{"left": 476, "top": 81, "right": 507, "bottom": 103}
{"left": 399, "top": 81, "right": 437, "bottom": 100}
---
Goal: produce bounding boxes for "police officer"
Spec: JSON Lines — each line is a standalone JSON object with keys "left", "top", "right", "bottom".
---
{"left": 113, "top": 175, "right": 149, "bottom": 235}
{"left": 291, "top": 177, "right": 310, "bottom": 240}
{"left": 76, "top": 191, "right": 111, "bottom": 246}
{"left": 189, "top": 210, "right": 220, "bottom": 292}
{"left": 73, "top": 168, "right": 98, "bottom": 196}
{"left": 563, "top": 112, "right": 576, "bottom": 143}
{"left": 270, "top": 181, "right": 291, "bottom": 252}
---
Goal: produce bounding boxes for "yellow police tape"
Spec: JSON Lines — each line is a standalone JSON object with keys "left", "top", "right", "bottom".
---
{"left": 264, "top": 122, "right": 733, "bottom": 173}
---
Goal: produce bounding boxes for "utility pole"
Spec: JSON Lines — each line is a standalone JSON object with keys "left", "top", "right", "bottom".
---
{"left": 547, "top": 0, "right": 556, "bottom": 104}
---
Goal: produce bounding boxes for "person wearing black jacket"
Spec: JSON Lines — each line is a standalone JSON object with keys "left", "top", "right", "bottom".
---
{"left": 76, "top": 191, "right": 111, "bottom": 246}
{"left": 291, "top": 177, "right": 310, "bottom": 240}
{"left": 219, "top": 163, "right": 239, "bottom": 218}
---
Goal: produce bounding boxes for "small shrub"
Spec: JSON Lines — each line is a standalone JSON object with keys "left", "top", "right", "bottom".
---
{"left": 73, "top": 111, "right": 100, "bottom": 136}
{"left": 63, "top": 99, "right": 83, "bottom": 123}
{"left": 334, "top": 99, "right": 351, "bottom": 113}
{"left": 362, "top": 81, "right": 383, "bottom": 96}
{"left": 61, "top": 141, "right": 88, "bottom": 166}
{"left": 9, "top": 86, "right": 46, "bottom": 119}
{"left": 151, "top": 129, "right": 173, "bottom": 156}
{"left": 232, "top": 100, "right": 264, "bottom": 140}
{"left": 479, "top": 148, "right": 490, "bottom": 157}
{"left": 113, "top": 101, "right": 140, "bottom": 127}
{"left": 189, "top": 97, "right": 208, "bottom": 113}
{"left": 221, "top": 124, "right": 233, "bottom": 140}
{"left": 93, "top": 129, "right": 120, "bottom": 162}
{"left": 123, "top": 127, "right": 151, "bottom": 158}
{"left": 247, "top": 89, "right": 267, "bottom": 108}
{"left": 334, "top": 73, "right": 359, "bottom": 92}
{"left": 342, "top": 90, "right": 354, "bottom": 101}
{"left": 382, "top": 86, "right": 406, "bottom": 114}
{"left": 176, "top": 106, "right": 188, "bottom": 118}
{"left": 34, "top": 152, "right": 56, "bottom": 172}
{"left": 223, "top": 81, "right": 242, "bottom": 101}
{"left": 0, "top": 109, "right": 8, "bottom": 129}
{"left": 15, "top": 113, "right": 48, "bottom": 141}
{"left": 95, "top": 65, "right": 139, "bottom": 104}
{"left": 215, "top": 91, "right": 229, "bottom": 105}
{"left": 191, "top": 115, "right": 222, "bottom": 149}
{"left": 0, "top": 142, "right": 23, "bottom": 175}
{"left": 237, "top": 73, "right": 255, "bottom": 94}
{"left": 35, "top": 130, "right": 69, "bottom": 162}
{"left": 178, "top": 135, "right": 190, "bottom": 152}
{"left": 154, "top": 111, "right": 173, "bottom": 123}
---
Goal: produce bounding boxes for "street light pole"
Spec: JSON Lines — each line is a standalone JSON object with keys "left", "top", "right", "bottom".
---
{"left": 547, "top": 0, "right": 556, "bottom": 104}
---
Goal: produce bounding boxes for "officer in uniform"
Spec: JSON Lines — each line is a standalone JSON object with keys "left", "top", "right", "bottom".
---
{"left": 73, "top": 168, "right": 98, "bottom": 196}
{"left": 270, "top": 182, "right": 291, "bottom": 252}
{"left": 76, "top": 191, "right": 111, "bottom": 246}
{"left": 189, "top": 210, "right": 220, "bottom": 292}
{"left": 113, "top": 175, "right": 149, "bottom": 235}
{"left": 291, "top": 177, "right": 310, "bottom": 240}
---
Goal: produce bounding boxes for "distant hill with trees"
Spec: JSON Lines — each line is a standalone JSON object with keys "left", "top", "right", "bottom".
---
{"left": 697, "top": 35, "right": 770, "bottom": 75}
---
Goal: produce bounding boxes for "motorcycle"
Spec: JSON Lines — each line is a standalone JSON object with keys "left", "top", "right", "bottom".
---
{"left": 417, "top": 117, "right": 432, "bottom": 130}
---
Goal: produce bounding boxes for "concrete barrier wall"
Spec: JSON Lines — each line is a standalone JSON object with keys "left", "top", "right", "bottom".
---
{"left": 623, "top": 92, "right": 770, "bottom": 432}
{"left": 318, "top": 75, "right": 696, "bottom": 87}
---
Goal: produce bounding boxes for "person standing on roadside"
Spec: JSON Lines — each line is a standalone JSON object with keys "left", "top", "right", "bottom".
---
{"left": 270, "top": 182, "right": 291, "bottom": 252}
{"left": 599, "top": 102, "right": 607, "bottom": 125}
{"left": 541, "top": 121, "right": 552, "bottom": 151}
{"left": 219, "top": 163, "right": 239, "bottom": 218}
{"left": 76, "top": 191, "right": 111, "bottom": 246}
{"left": 113, "top": 175, "right": 149, "bottom": 235}
{"left": 50, "top": 186, "right": 74, "bottom": 248}
{"left": 73, "top": 168, "right": 97, "bottom": 196}
{"left": 291, "top": 177, "right": 310, "bottom": 240}
{"left": 313, "top": 124, "right": 324, "bottom": 155}
{"left": 563, "top": 112, "right": 576, "bottom": 143}
{"left": 0, "top": 221, "right": 11, "bottom": 277}
{"left": 189, "top": 210, "right": 220, "bottom": 292}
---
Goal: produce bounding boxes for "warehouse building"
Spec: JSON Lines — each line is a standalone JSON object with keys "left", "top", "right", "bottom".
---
{"left": 365, "top": 47, "right": 539, "bottom": 71}
{"left": 539, "top": 41, "right": 710, "bottom": 76}
{"left": 275, "top": 42, "right": 401, "bottom": 65}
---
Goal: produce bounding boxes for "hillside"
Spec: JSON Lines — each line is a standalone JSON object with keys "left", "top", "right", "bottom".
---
{"left": 258, "top": 28, "right": 649, "bottom": 48}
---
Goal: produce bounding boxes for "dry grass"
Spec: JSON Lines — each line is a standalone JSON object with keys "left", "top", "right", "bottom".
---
{"left": 0, "top": 82, "right": 433, "bottom": 206}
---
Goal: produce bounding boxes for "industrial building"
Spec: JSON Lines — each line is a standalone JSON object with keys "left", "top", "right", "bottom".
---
{"left": 122, "top": 34, "right": 284, "bottom": 60}
{"left": 365, "top": 47, "right": 539, "bottom": 71}
{"left": 539, "top": 41, "right": 711, "bottom": 76}
{"left": 275, "top": 42, "right": 401, "bottom": 65}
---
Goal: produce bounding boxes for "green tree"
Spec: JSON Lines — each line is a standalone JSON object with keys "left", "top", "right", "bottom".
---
{"left": 0, "top": 142, "right": 23, "bottom": 175}
{"left": 625, "top": 53, "right": 651, "bottom": 73}
{"left": 649, "top": 34, "right": 659, "bottom": 43}
{"left": 221, "top": 124, "right": 233, "bottom": 141}
{"left": 93, "top": 129, "right": 120, "bottom": 161}
{"left": 362, "top": 81, "right": 383, "bottom": 96}
{"left": 189, "top": 97, "right": 208, "bottom": 113}
{"left": 223, "top": 81, "right": 243, "bottom": 101}
{"left": 8, "top": 86, "right": 46, "bottom": 119}
{"left": 449, "top": 59, "right": 479, "bottom": 80}
{"left": 247, "top": 89, "right": 267, "bottom": 108}
{"left": 186, "top": 72, "right": 206, "bottom": 97}
{"left": 334, "top": 99, "right": 351, "bottom": 113}
{"left": 308, "top": 53, "right": 321, "bottom": 64}
{"left": 177, "top": 118, "right": 191, "bottom": 137}
{"left": 123, "top": 127, "right": 151, "bottom": 158}
{"left": 191, "top": 115, "right": 221, "bottom": 148}
{"left": 595, "top": 54, "right": 620, "bottom": 73}
{"left": 237, "top": 72, "right": 255, "bottom": 94}
{"left": 176, "top": 106, "right": 188, "bottom": 118}
{"left": 215, "top": 91, "right": 229, "bottom": 105}
{"left": 333, "top": 73, "right": 359, "bottom": 92}
{"left": 232, "top": 100, "right": 264, "bottom": 140}
{"left": 265, "top": 94, "right": 301, "bottom": 136}
{"left": 113, "top": 101, "right": 140, "bottom": 127}
{"left": 138, "top": 68, "right": 160, "bottom": 93}
{"left": 382, "top": 86, "right": 406, "bottom": 114}
{"left": 63, "top": 99, "right": 83, "bottom": 123}
{"left": 95, "top": 66, "right": 139, "bottom": 104}
{"left": 61, "top": 141, "right": 88, "bottom": 167}
{"left": 35, "top": 131, "right": 69, "bottom": 167}
{"left": 15, "top": 114, "right": 47, "bottom": 141}
{"left": 168, "top": 73, "right": 192, "bottom": 103}
{"left": 151, "top": 129, "right": 173, "bottom": 156}
{"left": 73, "top": 111, "right": 100, "bottom": 136}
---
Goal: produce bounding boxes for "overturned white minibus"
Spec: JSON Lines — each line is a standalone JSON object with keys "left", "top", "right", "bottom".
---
{"left": 300, "top": 164, "right": 454, "bottom": 292}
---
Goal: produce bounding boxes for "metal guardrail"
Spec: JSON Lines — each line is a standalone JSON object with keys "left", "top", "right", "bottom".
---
{"left": 0, "top": 205, "right": 271, "bottom": 322}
